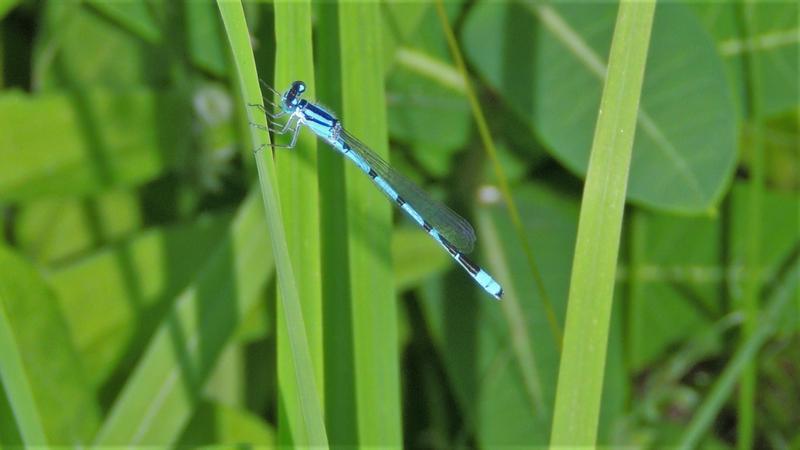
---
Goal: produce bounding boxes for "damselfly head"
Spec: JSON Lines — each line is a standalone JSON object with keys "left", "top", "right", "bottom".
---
{"left": 282, "top": 80, "right": 307, "bottom": 112}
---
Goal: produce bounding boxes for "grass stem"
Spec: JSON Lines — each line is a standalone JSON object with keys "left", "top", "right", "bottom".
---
{"left": 549, "top": 1, "right": 656, "bottom": 446}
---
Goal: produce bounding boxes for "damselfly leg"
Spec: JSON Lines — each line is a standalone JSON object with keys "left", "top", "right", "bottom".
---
{"left": 248, "top": 103, "right": 286, "bottom": 120}
{"left": 249, "top": 115, "right": 302, "bottom": 150}
{"left": 268, "top": 120, "right": 302, "bottom": 149}
{"left": 248, "top": 80, "right": 303, "bottom": 150}
{"left": 259, "top": 79, "right": 283, "bottom": 99}
{"left": 248, "top": 79, "right": 502, "bottom": 299}
{"left": 249, "top": 116, "right": 294, "bottom": 134}
{"left": 247, "top": 80, "right": 288, "bottom": 119}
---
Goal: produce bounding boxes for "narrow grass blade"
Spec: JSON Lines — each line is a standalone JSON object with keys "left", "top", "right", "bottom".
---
{"left": 92, "top": 190, "right": 273, "bottom": 444}
{"left": 338, "top": 2, "right": 402, "bottom": 446}
{"left": 477, "top": 208, "right": 545, "bottom": 415}
{"left": 0, "top": 246, "right": 100, "bottom": 444}
{"left": 49, "top": 212, "right": 231, "bottom": 387}
{"left": 678, "top": 259, "right": 799, "bottom": 450}
{"left": 177, "top": 398, "right": 276, "bottom": 446}
{"left": 549, "top": 1, "right": 656, "bottom": 447}
{"left": 0, "top": 1, "right": 21, "bottom": 20}
{"left": 313, "top": 3, "right": 359, "bottom": 445}
{"left": 0, "top": 299, "right": 48, "bottom": 445}
{"left": 273, "top": 0, "right": 325, "bottom": 446}
{"left": 737, "top": 2, "right": 765, "bottom": 448}
{"left": 435, "top": 0, "right": 562, "bottom": 348}
{"left": 217, "top": 2, "right": 328, "bottom": 446}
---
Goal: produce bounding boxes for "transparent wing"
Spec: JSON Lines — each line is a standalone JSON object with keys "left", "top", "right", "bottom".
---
{"left": 341, "top": 130, "right": 476, "bottom": 253}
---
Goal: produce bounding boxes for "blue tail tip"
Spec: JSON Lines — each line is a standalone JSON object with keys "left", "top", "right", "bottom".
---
{"left": 494, "top": 288, "right": 504, "bottom": 300}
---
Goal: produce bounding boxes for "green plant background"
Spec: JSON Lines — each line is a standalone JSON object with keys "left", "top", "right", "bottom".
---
{"left": 0, "top": 1, "right": 798, "bottom": 448}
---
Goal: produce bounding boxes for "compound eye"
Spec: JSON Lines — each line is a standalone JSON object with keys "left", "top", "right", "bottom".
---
{"left": 285, "top": 81, "right": 306, "bottom": 106}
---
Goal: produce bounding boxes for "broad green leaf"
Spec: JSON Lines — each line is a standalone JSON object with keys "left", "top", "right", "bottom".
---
{"left": 35, "top": 2, "right": 170, "bottom": 88}
{"left": 90, "top": 0, "right": 230, "bottom": 78}
{"left": 420, "top": 182, "right": 626, "bottom": 447}
{"left": 392, "top": 226, "right": 450, "bottom": 291}
{"left": 186, "top": 1, "right": 228, "bottom": 77}
{"left": 15, "top": 189, "right": 143, "bottom": 264}
{"left": 462, "top": 3, "right": 737, "bottom": 213}
{"left": 387, "top": 67, "right": 470, "bottom": 177}
{"left": 626, "top": 208, "right": 722, "bottom": 371}
{"left": 627, "top": 182, "right": 800, "bottom": 370}
{"left": 386, "top": 3, "right": 471, "bottom": 177}
{"left": 726, "top": 183, "right": 799, "bottom": 332}
{"left": 0, "top": 245, "right": 100, "bottom": 444}
{"left": 0, "top": 290, "right": 47, "bottom": 445}
{"left": 93, "top": 190, "right": 273, "bottom": 445}
{"left": 0, "top": 89, "right": 187, "bottom": 202}
{"left": 693, "top": 2, "right": 799, "bottom": 118}
{"left": 381, "top": 2, "right": 430, "bottom": 70}
{"left": 48, "top": 212, "right": 232, "bottom": 388}
{"left": 176, "top": 399, "right": 275, "bottom": 447}
{"left": 85, "top": 1, "right": 160, "bottom": 44}
{"left": 48, "top": 1, "right": 227, "bottom": 83}
{"left": 487, "top": 142, "right": 537, "bottom": 184}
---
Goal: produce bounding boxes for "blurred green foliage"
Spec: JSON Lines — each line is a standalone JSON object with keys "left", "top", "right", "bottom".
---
{"left": 0, "top": 1, "right": 797, "bottom": 448}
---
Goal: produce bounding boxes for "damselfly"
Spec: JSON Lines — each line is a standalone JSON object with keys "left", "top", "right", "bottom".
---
{"left": 252, "top": 80, "right": 503, "bottom": 300}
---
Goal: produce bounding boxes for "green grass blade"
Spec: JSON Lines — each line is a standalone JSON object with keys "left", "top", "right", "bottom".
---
{"left": 217, "top": 2, "right": 328, "bottom": 446}
{"left": 678, "top": 259, "right": 799, "bottom": 450}
{"left": 435, "top": 0, "right": 549, "bottom": 416}
{"left": 49, "top": 213, "right": 231, "bottom": 387}
{"left": 549, "top": 1, "right": 656, "bottom": 447}
{"left": 435, "top": 0, "right": 563, "bottom": 351}
{"left": 737, "top": 1, "right": 765, "bottom": 448}
{"left": 0, "top": 1, "right": 21, "bottom": 20}
{"left": 0, "top": 246, "right": 100, "bottom": 444}
{"left": 338, "top": 2, "right": 402, "bottom": 446}
{"left": 0, "top": 299, "right": 48, "bottom": 445}
{"left": 313, "top": 3, "right": 360, "bottom": 445}
{"left": 273, "top": 0, "right": 325, "bottom": 446}
{"left": 476, "top": 207, "right": 545, "bottom": 415}
{"left": 92, "top": 190, "right": 273, "bottom": 444}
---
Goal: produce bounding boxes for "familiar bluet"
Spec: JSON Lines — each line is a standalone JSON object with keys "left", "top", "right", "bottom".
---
{"left": 252, "top": 80, "right": 503, "bottom": 300}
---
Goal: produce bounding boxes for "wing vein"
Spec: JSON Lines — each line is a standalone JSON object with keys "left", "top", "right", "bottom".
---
{"left": 340, "top": 130, "right": 476, "bottom": 253}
